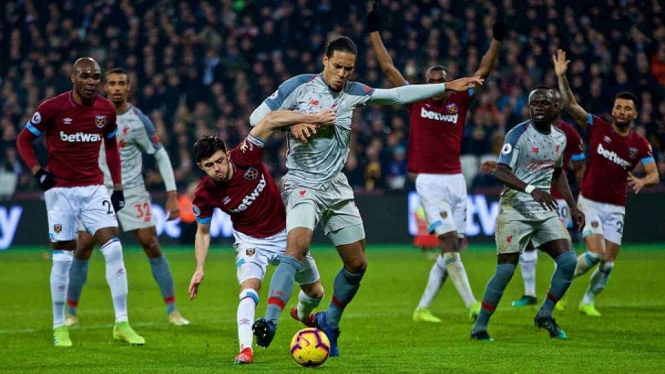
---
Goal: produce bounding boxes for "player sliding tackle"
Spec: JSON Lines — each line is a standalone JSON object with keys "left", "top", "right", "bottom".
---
{"left": 187, "top": 110, "right": 334, "bottom": 365}
{"left": 553, "top": 49, "right": 659, "bottom": 316}
{"left": 249, "top": 36, "right": 483, "bottom": 357}
{"left": 470, "top": 86, "right": 585, "bottom": 342}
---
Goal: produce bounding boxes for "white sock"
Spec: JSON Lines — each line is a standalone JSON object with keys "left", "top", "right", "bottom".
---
{"left": 101, "top": 239, "right": 129, "bottom": 323}
{"left": 297, "top": 290, "right": 322, "bottom": 320}
{"left": 444, "top": 252, "right": 477, "bottom": 308}
{"left": 417, "top": 255, "right": 448, "bottom": 310}
{"left": 582, "top": 261, "right": 614, "bottom": 304}
{"left": 51, "top": 251, "right": 73, "bottom": 328}
{"left": 520, "top": 250, "right": 538, "bottom": 297}
{"left": 574, "top": 251, "right": 600, "bottom": 277}
{"left": 238, "top": 289, "right": 258, "bottom": 351}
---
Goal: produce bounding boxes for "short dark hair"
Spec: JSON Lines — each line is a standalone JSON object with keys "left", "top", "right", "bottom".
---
{"left": 106, "top": 67, "right": 128, "bottom": 76}
{"left": 194, "top": 135, "right": 227, "bottom": 163}
{"left": 529, "top": 85, "right": 556, "bottom": 103}
{"left": 325, "top": 36, "right": 357, "bottom": 58}
{"left": 614, "top": 91, "right": 638, "bottom": 107}
{"left": 427, "top": 65, "right": 449, "bottom": 75}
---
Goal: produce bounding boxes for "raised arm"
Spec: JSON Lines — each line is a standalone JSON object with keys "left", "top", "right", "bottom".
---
{"left": 366, "top": 4, "right": 408, "bottom": 87}
{"left": 553, "top": 49, "right": 590, "bottom": 127}
{"left": 473, "top": 21, "right": 506, "bottom": 79}
{"left": 367, "top": 77, "right": 483, "bottom": 105}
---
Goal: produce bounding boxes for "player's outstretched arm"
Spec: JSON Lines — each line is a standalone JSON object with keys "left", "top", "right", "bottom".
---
{"left": 495, "top": 163, "right": 558, "bottom": 211}
{"left": 473, "top": 21, "right": 506, "bottom": 79}
{"left": 367, "top": 77, "right": 483, "bottom": 105}
{"left": 553, "top": 49, "right": 589, "bottom": 127}
{"left": 552, "top": 167, "right": 585, "bottom": 230}
{"left": 366, "top": 3, "right": 408, "bottom": 88}
{"left": 189, "top": 222, "right": 211, "bottom": 300}
{"left": 249, "top": 109, "right": 336, "bottom": 140}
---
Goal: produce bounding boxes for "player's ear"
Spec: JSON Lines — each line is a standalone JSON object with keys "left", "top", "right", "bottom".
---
{"left": 70, "top": 74, "right": 76, "bottom": 84}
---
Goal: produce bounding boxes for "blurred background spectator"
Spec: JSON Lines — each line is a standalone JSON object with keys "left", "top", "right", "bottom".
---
{"left": 1, "top": 0, "right": 663, "bottom": 197}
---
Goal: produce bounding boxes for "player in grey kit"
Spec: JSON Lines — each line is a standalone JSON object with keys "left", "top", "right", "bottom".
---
{"left": 470, "top": 86, "right": 585, "bottom": 341}
{"left": 250, "top": 36, "right": 483, "bottom": 356}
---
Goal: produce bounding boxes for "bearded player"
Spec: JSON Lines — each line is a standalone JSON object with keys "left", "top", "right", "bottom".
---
{"left": 554, "top": 49, "right": 659, "bottom": 316}
{"left": 366, "top": 4, "right": 505, "bottom": 322}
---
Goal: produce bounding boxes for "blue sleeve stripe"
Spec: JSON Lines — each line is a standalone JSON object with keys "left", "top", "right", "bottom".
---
{"left": 571, "top": 153, "right": 585, "bottom": 161}
{"left": 27, "top": 123, "right": 42, "bottom": 136}
{"left": 196, "top": 217, "right": 212, "bottom": 224}
{"left": 587, "top": 113, "right": 593, "bottom": 125}
{"left": 105, "top": 128, "right": 118, "bottom": 138}
{"left": 641, "top": 156, "right": 655, "bottom": 165}
{"left": 468, "top": 88, "right": 475, "bottom": 97}
{"left": 427, "top": 221, "right": 442, "bottom": 234}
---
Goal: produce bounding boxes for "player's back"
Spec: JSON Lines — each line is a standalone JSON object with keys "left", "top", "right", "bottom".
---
{"left": 29, "top": 92, "right": 117, "bottom": 187}
{"left": 193, "top": 136, "right": 285, "bottom": 238}
{"left": 406, "top": 90, "right": 474, "bottom": 174}
{"left": 582, "top": 115, "right": 653, "bottom": 206}
{"left": 498, "top": 121, "right": 567, "bottom": 220}
{"left": 99, "top": 105, "right": 158, "bottom": 190}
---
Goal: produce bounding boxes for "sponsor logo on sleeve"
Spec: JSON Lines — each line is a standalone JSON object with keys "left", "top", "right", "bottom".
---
{"left": 501, "top": 144, "right": 512, "bottom": 155}
{"left": 31, "top": 112, "right": 42, "bottom": 124}
{"left": 269, "top": 90, "right": 279, "bottom": 100}
{"left": 192, "top": 204, "right": 201, "bottom": 217}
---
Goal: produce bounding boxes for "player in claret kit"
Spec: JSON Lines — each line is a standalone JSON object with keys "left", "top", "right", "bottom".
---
{"left": 65, "top": 68, "right": 188, "bottom": 328}
{"left": 366, "top": 3, "right": 505, "bottom": 322}
{"left": 187, "top": 109, "right": 335, "bottom": 364}
{"left": 15, "top": 57, "right": 143, "bottom": 346}
{"left": 554, "top": 49, "right": 659, "bottom": 316}
{"left": 470, "top": 86, "right": 585, "bottom": 341}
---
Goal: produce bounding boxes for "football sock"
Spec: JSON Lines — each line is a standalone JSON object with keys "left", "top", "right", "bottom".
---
{"left": 471, "top": 263, "right": 515, "bottom": 334}
{"left": 51, "top": 250, "right": 73, "bottom": 328}
{"left": 444, "top": 252, "right": 476, "bottom": 308}
{"left": 582, "top": 261, "right": 614, "bottom": 304}
{"left": 297, "top": 290, "right": 322, "bottom": 320}
{"left": 520, "top": 250, "right": 538, "bottom": 297}
{"left": 67, "top": 257, "right": 89, "bottom": 317}
{"left": 416, "top": 254, "right": 447, "bottom": 309}
{"left": 574, "top": 251, "right": 600, "bottom": 277}
{"left": 538, "top": 251, "right": 576, "bottom": 318}
{"left": 265, "top": 255, "right": 302, "bottom": 323}
{"left": 149, "top": 256, "right": 177, "bottom": 315}
{"left": 238, "top": 289, "right": 259, "bottom": 351}
{"left": 101, "top": 238, "right": 129, "bottom": 322}
{"left": 327, "top": 268, "right": 365, "bottom": 329}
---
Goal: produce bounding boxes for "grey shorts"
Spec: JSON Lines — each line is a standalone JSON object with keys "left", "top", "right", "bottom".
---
{"left": 495, "top": 212, "right": 571, "bottom": 254}
{"left": 282, "top": 173, "right": 365, "bottom": 246}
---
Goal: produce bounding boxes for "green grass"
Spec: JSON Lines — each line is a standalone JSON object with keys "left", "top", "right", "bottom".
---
{"left": 1, "top": 244, "right": 664, "bottom": 373}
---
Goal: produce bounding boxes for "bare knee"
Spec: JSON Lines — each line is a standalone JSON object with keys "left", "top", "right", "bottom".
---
{"left": 286, "top": 228, "right": 312, "bottom": 261}
{"left": 74, "top": 232, "right": 95, "bottom": 260}
{"left": 301, "top": 281, "right": 324, "bottom": 299}
{"left": 137, "top": 230, "right": 162, "bottom": 259}
{"left": 438, "top": 231, "right": 460, "bottom": 254}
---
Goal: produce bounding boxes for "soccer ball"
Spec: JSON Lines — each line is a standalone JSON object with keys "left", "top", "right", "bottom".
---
{"left": 290, "top": 328, "right": 331, "bottom": 367}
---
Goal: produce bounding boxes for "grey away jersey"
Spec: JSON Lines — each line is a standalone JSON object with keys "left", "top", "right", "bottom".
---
{"left": 497, "top": 121, "right": 567, "bottom": 220}
{"left": 99, "top": 105, "right": 163, "bottom": 189}
{"left": 251, "top": 74, "right": 374, "bottom": 187}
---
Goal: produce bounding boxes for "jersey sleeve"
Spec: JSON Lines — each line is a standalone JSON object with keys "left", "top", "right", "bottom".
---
{"left": 25, "top": 100, "right": 57, "bottom": 136}
{"left": 231, "top": 134, "right": 266, "bottom": 167}
{"left": 104, "top": 109, "right": 118, "bottom": 139}
{"left": 346, "top": 82, "right": 375, "bottom": 107}
{"left": 250, "top": 74, "right": 314, "bottom": 126}
{"left": 192, "top": 187, "right": 215, "bottom": 224}
{"left": 134, "top": 108, "right": 162, "bottom": 154}
{"left": 565, "top": 124, "right": 585, "bottom": 162}
{"left": 497, "top": 125, "right": 526, "bottom": 169}
{"left": 639, "top": 139, "right": 655, "bottom": 166}
{"left": 587, "top": 114, "right": 609, "bottom": 137}
{"left": 556, "top": 136, "right": 567, "bottom": 168}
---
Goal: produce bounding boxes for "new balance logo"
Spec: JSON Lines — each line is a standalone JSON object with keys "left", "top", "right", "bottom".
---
{"left": 230, "top": 175, "right": 267, "bottom": 213}
{"left": 597, "top": 143, "right": 630, "bottom": 169}
{"left": 420, "top": 107, "right": 459, "bottom": 123}
{"left": 60, "top": 131, "right": 101, "bottom": 142}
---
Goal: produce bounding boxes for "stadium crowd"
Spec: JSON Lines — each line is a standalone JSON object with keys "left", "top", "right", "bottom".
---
{"left": 1, "top": 0, "right": 664, "bottom": 197}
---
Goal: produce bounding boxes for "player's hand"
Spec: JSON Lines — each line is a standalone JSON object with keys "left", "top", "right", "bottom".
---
{"left": 445, "top": 76, "right": 484, "bottom": 92}
{"left": 313, "top": 109, "right": 336, "bottom": 125}
{"left": 480, "top": 161, "right": 498, "bottom": 173}
{"left": 627, "top": 172, "right": 646, "bottom": 194}
{"left": 492, "top": 20, "right": 507, "bottom": 41}
{"left": 111, "top": 190, "right": 125, "bottom": 212}
{"left": 165, "top": 192, "right": 180, "bottom": 220}
{"left": 571, "top": 206, "right": 585, "bottom": 231}
{"left": 552, "top": 49, "right": 570, "bottom": 77}
{"left": 291, "top": 123, "right": 320, "bottom": 143}
{"left": 366, "top": 3, "right": 382, "bottom": 33}
{"left": 530, "top": 189, "right": 558, "bottom": 211}
{"left": 188, "top": 269, "right": 204, "bottom": 300}
{"left": 34, "top": 169, "right": 56, "bottom": 191}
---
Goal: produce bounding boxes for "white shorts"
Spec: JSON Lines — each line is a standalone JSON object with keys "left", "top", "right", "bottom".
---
{"left": 78, "top": 187, "right": 154, "bottom": 233}
{"left": 233, "top": 229, "right": 320, "bottom": 285}
{"left": 578, "top": 195, "right": 626, "bottom": 245}
{"left": 45, "top": 185, "right": 118, "bottom": 242}
{"left": 415, "top": 173, "right": 467, "bottom": 237}
{"left": 555, "top": 199, "right": 573, "bottom": 229}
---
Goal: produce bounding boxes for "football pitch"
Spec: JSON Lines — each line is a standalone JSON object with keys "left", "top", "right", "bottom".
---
{"left": 1, "top": 244, "right": 664, "bottom": 373}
